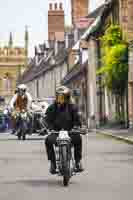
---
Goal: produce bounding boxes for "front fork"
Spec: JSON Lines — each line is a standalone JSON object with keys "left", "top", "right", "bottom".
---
{"left": 56, "top": 144, "right": 74, "bottom": 176}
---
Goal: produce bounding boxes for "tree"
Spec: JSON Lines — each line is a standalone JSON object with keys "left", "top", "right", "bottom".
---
{"left": 97, "top": 25, "right": 128, "bottom": 123}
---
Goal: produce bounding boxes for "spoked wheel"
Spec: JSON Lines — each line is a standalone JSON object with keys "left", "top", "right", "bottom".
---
{"left": 61, "top": 145, "right": 71, "bottom": 186}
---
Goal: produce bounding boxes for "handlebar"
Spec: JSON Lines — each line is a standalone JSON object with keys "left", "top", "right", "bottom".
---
{"left": 47, "top": 128, "right": 87, "bottom": 135}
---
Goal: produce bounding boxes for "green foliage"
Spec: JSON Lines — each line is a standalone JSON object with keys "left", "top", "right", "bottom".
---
{"left": 97, "top": 25, "right": 128, "bottom": 95}
{"left": 101, "top": 25, "right": 122, "bottom": 47}
{"left": 112, "top": 112, "right": 125, "bottom": 123}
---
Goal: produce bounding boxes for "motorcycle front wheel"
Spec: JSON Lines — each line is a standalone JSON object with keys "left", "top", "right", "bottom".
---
{"left": 61, "top": 145, "right": 71, "bottom": 186}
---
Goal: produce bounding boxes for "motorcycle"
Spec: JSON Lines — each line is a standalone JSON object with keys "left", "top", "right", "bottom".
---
{"left": 32, "top": 111, "right": 47, "bottom": 135}
{"left": 47, "top": 128, "right": 86, "bottom": 186}
{"left": 14, "top": 110, "right": 30, "bottom": 140}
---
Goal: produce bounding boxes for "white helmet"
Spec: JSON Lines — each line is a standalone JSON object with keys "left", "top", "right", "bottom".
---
{"left": 17, "top": 84, "right": 27, "bottom": 92}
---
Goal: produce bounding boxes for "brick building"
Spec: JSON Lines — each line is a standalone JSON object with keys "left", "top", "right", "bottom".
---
{"left": 127, "top": 0, "right": 133, "bottom": 128}
{"left": 71, "top": 0, "right": 89, "bottom": 26}
{"left": 119, "top": 0, "right": 133, "bottom": 127}
{"left": 48, "top": 2, "right": 65, "bottom": 41}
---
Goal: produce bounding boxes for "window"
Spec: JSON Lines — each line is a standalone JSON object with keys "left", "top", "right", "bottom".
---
{"left": 3, "top": 73, "right": 13, "bottom": 91}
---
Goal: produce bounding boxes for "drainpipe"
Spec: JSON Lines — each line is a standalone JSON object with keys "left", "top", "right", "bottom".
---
{"left": 96, "top": 37, "right": 103, "bottom": 127}
{"left": 126, "top": 83, "right": 129, "bottom": 128}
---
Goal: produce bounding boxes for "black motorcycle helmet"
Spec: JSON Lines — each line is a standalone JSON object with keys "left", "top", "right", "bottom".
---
{"left": 56, "top": 86, "right": 71, "bottom": 105}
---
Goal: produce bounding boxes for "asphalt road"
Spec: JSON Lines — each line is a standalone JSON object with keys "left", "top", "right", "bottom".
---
{"left": 0, "top": 132, "right": 133, "bottom": 200}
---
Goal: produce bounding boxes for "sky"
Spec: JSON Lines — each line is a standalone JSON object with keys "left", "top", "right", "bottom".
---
{"left": 0, "top": 0, "right": 104, "bottom": 57}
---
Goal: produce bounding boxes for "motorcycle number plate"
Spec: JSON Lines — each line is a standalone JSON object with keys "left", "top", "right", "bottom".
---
{"left": 21, "top": 113, "right": 27, "bottom": 118}
{"left": 58, "top": 131, "right": 69, "bottom": 139}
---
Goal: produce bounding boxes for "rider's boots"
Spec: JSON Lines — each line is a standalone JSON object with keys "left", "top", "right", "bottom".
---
{"left": 75, "top": 161, "right": 84, "bottom": 173}
{"left": 11, "top": 129, "right": 16, "bottom": 134}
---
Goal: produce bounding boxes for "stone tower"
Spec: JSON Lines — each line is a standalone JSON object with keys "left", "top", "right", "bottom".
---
{"left": 71, "top": 0, "right": 89, "bottom": 26}
{"left": 8, "top": 32, "right": 13, "bottom": 48}
{"left": 25, "top": 26, "right": 29, "bottom": 56}
{"left": 48, "top": 2, "right": 65, "bottom": 41}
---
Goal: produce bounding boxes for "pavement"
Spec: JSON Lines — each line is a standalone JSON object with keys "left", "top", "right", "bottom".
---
{"left": 90, "top": 126, "right": 133, "bottom": 144}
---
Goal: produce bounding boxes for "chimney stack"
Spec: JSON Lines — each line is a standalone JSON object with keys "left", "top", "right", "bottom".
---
{"left": 48, "top": 2, "right": 65, "bottom": 42}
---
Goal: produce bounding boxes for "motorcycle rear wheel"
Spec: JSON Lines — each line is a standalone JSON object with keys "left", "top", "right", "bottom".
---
{"left": 17, "top": 131, "right": 21, "bottom": 140}
{"left": 18, "top": 135, "right": 21, "bottom": 140}
{"left": 22, "top": 131, "right": 26, "bottom": 140}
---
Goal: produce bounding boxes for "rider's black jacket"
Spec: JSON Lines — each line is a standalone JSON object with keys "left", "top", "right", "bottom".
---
{"left": 45, "top": 102, "right": 81, "bottom": 131}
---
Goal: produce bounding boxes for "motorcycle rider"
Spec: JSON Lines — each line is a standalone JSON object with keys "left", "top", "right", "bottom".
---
{"left": 9, "top": 84, "right": 32, "bottom": 134}
{"left": 45, "top": 86, "right": 84, "bottom": 174}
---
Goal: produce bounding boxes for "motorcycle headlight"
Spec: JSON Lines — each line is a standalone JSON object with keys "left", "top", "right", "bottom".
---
{"left": 21, "top": 112, "right": 27, "bottom": 119}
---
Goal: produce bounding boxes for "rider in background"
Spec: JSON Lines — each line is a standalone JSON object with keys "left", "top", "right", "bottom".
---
{"left": 9, "top": 84, "right": 32, "bottom": 134}
{"left": 45, "top": 85, "right": 84, "bottom": 174}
